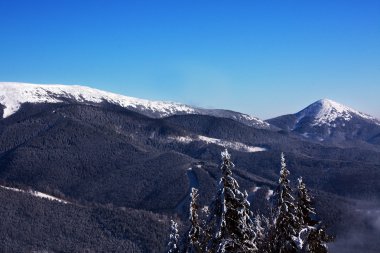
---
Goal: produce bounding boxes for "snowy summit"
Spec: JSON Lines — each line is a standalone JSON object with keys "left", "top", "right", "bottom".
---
{"left": 295, "top": 98, "right": 379, "bottom": 127}
{"left": 267, "top": 98, "right": 380, "bottom": 143}
{"left": 0, "top": 82, "right": 195, "bottom": 118}
{"left": 0, "top": 82, "right": 270, "bottom": 129}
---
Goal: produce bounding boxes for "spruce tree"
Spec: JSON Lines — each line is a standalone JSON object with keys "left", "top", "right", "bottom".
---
{"left": 296, "top": 177, "right": 331, "bottom": 252}
{"left": 306, "top": 226, "right": 331, "bottom": 253}
{"left": 187, "top": 188, "right": 203, "bottom": 253}
{"left": 168, "top": 220, "right": 180, "bottom": 253}
{"left": 271, "top": 152, "right": 299, "bottom": 253}
{"left": 253, "top": 214, "right": 267, "bottom": 251}
{"left": 297, "top": 177, "right": 317, "bottom": 228}
{"left": 204, "top": 149, "right": 257, "bottom": 253}
{"left": 294, "top": 177, "right": 316, "bottom": 251}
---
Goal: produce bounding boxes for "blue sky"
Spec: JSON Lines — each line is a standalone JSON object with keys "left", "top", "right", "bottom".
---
{"left": 0, "top": 0, "right": 379, "bottom": 119}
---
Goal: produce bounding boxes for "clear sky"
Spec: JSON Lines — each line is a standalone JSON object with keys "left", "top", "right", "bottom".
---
{"left": 0, "top": 0, "right": 379, "bottom": 119}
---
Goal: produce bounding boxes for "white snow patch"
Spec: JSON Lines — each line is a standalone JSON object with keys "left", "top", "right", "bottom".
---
{"left": 0, "top": 185, "right": 22, "bottom": 193}
{"left": 169, "top": 135, "right": 266, "bottom": 153}
{"left": 198, "top": 135, "right": 266, "bottom": 152}
{"left": 32, "top": 191, "right": 68, "bottom": 203}
{"left": 293, "top": 227, "right": 310, "bottom": 250}
{"left": 201, "top": 205, "right": 209, "bottom": 214}
{"left": 0, "top": 185, "right": 68, "bottom": 204}
{"left": 239, "top": 113, "right": 271, "bottom": 128}
{"left": 265, "top": 189, "right": 274, "bottom": 200}
{"left": 174, "top": 136, "right": 193, "bottom": 144}
{"left": 252, "top": 186, "right": 261, "bottom": 193}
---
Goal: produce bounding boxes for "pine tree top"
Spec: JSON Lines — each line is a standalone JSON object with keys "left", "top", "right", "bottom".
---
{"left": 189, "top": 188, "right": 199, "bottom": 222}
{"left": 279, "top": 152, "right": 290, "bottom": 183}
{"left": 204, "top": 149, "right": 257, "bottom": 252}
{"left": 221, "top": 149, "right": 231, "bottom": 161}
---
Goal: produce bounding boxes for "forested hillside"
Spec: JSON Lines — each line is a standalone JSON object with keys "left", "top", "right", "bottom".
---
{"left": 0, "top": 97, "right": 379, "bottom": 252}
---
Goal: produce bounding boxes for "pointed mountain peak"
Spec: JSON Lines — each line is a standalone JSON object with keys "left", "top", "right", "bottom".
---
{"left": 315, "top": 98, "right": 350, "bottom": 110}
{"left": 317, "top": 98, "right": 341, "bottom": 106}
{"left": 297, "top": 98, "right": 378, "bottom": 127}
{"left": 318, "top": 98, "right": 335, "bottom": 103}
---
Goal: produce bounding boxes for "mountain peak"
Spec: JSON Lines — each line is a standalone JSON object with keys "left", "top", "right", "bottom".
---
{"left": 317, "top": 98, "right": 341, "bottom": 105}
{"left": 316, "top": 98, "right": 350, "bottom": 111}
{"left": 266, "top": 98, "right": 380, "bottom": 143}
{"left": 297, "top": 98, "right": 378, "bottom": 127}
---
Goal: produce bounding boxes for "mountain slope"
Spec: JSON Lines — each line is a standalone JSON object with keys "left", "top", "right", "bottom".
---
{"left": 0, "top": 187, "right": 169, "bottom": 253}
{"left": 0, "top": 82, "right": 271, "bottom": 129}
{"left": 267, "top": 98, "right": 380, "bottom": 145}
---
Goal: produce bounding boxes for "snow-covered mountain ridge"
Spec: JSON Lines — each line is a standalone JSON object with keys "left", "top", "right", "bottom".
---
{"left": 295, "top": 98, "right": 379, "bottom": 127}
{"left": 0, "top": 82, "right": 196, "bottom": 118}
{"left": 0, "top": 82, "right": 270, "bottom": 129}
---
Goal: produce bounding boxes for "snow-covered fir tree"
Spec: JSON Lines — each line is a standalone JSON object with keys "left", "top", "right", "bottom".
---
{"left": 204, "top": 149, "right": 257, "bottom": 253}
{"left": 294, "top": 177, "right": 316, "bottom": 251}
{"left": 297, "top": 177, "right": 316, "bottom": 227}
{"left": 168, "top": 220, "right": 180, "bottom": 253}
{"left": 164, "top": 150, "right": 333, "bottom": 253}
{"left": 253, "top": 214, "right": 268, "bottom": 251}
{"left": 187, "top": 188, "right": 203, "bottom": 253}
{"left": 271, "top": 152, "right": 300, "bottom": 253}
{"left": 296, "top": 177, "right": 331, "bottom": 253}
{"left": 306, "top": 226, "right": 331, "bottom": 253}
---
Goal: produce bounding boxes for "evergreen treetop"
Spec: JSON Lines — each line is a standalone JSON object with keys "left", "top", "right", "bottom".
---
{"left": 168, "top": 220, "right": 180, "bottom": 253}
{"left": 188, "top": 188, "right": 202, "bottom": 253}
{"left": 205, "top": 149, "right": 257, "bottom": 253}
{"left": 272, "top": 152, "right": 299, "bottom": 253}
